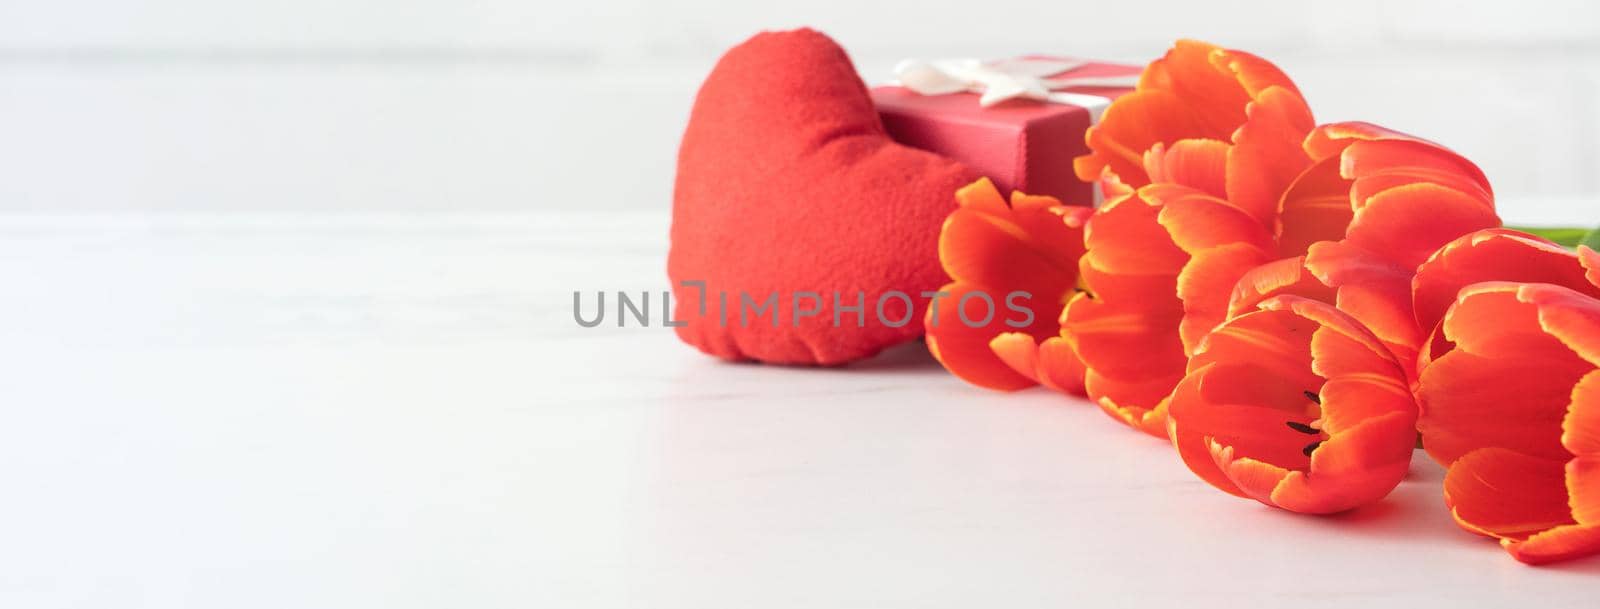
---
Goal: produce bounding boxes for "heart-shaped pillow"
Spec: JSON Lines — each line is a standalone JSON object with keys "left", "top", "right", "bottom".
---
{"left": 669, "top": 29, "right": 977, "bottom": 364}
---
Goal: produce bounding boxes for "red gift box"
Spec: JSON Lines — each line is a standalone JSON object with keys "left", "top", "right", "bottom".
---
{"left": 871, "top": 57, "right": 1139, "bottom": 206}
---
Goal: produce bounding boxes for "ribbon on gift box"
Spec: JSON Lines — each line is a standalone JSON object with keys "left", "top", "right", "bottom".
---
{"left": 893, "top": 57, "right": 1139, "bottom": 121}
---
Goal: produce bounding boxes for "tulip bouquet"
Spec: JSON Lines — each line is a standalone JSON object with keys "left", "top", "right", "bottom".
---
{"left": 926, "top": 40, "right": 1600, "bottom": 565}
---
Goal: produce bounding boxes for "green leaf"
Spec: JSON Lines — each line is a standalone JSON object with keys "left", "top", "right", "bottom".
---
{"left": 1505, "top": 225, "right": 1590, "bottom": 247}
{"left": 1580, "top": 227, "right": 1600, "bottom": 252}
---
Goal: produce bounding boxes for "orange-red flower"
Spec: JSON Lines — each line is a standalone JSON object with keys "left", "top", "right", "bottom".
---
{"left": 1075, "top": 121, "right": 1502, "bottom": 438}
{"left": 1222, "top": 124, "right": 1502, "bottom": 378}
{"left": 1076, "top": 39, "right": 1308, "bottom": 216}
{"left": 1227, "top": 256, "right": 1337, "bottom": 319}
{"left": 967, "top": 43, "right": 1500, "bottom": 475}
{"left": 1068, "top": 182, "right": 1280, "bottom": 435}
{"left": 1411, "top": 229, "right": 1600, "bottom": 370}
{"left": 1063, "top": 40, "right": 1314, "bottom": 436}
{"left": 1168, "top": 296, "right": 1417, "bottom": 513}
{"left": 925, "top": 177, "right": 1091, "bottom": 392}
{"left": 1294, "top": 124, "right": 1501, "bottom": 379}
{"left": 1415, "top": 271, "right": 1600, "bottom": 565}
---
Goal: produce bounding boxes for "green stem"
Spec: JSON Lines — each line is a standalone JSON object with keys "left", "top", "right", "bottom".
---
{"left": 1505, "top": 225, "right": 1595, "bottom": 248}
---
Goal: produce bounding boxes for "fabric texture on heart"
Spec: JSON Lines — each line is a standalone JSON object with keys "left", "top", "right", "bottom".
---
{"left": 669, "top": 28, "right": 977, "bottom": 364}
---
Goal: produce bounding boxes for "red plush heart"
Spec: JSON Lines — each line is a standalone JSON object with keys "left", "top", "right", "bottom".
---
{"left": 669, "top": 29, "right": 976, "bottom": 364}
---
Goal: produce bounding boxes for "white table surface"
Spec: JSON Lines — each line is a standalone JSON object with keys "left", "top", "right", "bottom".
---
{"left": 0, "top": 211, "right": 1594, "bottom": 608}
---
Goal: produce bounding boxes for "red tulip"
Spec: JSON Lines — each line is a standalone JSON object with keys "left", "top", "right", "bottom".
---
{"left": 1294, "top": 123, "right": 1501, "bottom": 379}
{"left": 925, "top": 178, "right": 1091, "bottom": 392}
{"left": 1063, "top": 40, "right": 1314, "bottom": 436}
{"left": 1411, "top": 229, "right": 1600, "bottom": 371}
{"left": 1168, "top": 296, "right": 1417, "bottom": 513}
{"left": 1416, "top": 270, "right": 1600, "bottom": 564}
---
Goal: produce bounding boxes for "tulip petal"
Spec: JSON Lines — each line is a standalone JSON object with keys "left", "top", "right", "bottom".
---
{"left": 1303, "top": 121, "right": 1493, "bottom": 201}
{"left": 1193, "top": 306, "right": 1322, "bottom": 388}
{"left": 1193, "top": 359, "right": 1320, "bottom": 430}
{"left": 1096, "top": 394, "right": 1170, "bottom": 438}
{"left": 1570, "top": 454, "right": 1600, "bottom": 525}
{"left": 990, "top": 331, "right": 1044, "bottom": 385}
{"left": 1343, "top": 182, "right": 1501, "bottom": 275}
{"left": 1096, "top": 169, "right": 1135, "bottom": 201}
{"left": 1295, "top": 125, "right": 1500, "bottom": 368}
{"left": 1173, "top": 299, "right": 1415, "bottom": 513}
{"left": 939, "top": 182, "right": 1081, "bottom": 293}
{"left": 1412, "top": 229, "right": 1596, "bottom": 341}
{"left": 1226, "top": 256, "right": 1337, "bottom": 319}
{"left": 1342, "top": 141, "right": 1494, "bottom": 209}
{"left": 1226, "top": 86, "right": 1315, "bottom": 226}
{"left": 1078, "top": 89, "right": 1200, "bottom": 186}
{"left": 1151, "top": 185, "right": 1274, "bottom": 253}
{"left": 1137, "top": 40, "right": 1251, "bottom": 136}
{"left": 1211, "top": 48, "right": 1303, "bottom": 100}
{"left": 1443, "top": 283, "right": 1582, "bottom": 357}
{"left": 1334, "top": 283, "right": 1421, "bottom": 377}
{"left": 1418, "top": 349, "right": 1584, "bottom": 465}
{"left": 1143, "top": 139, "right": 1229, "bottom": 200}
{"left": 1079, "top": 260, "right": 1180, "bottom": 306}
{"left": 1145, "top": 187, "right": 1277, "bottom": 353}
{"left": 953, "top": 175, "right": 1008, "bottom": 214}
{"left": 1211, "top": 442, "right": 1293, "bottom": 506}
{"left": 929, "top": 179, "right": 1090, "bottom": 392}
{"left": 1167, "top": 373, "right": 1244, "bottom": 496}
{"left": 1522, "top": 283, "right": 1600, "bottom": 368}
{"left": 1070, "top": 40, "right": 1318, "bottom": 436}
{"left": 925, "top": 282, "right": 1036, "bottom": 391}
{"left": 1078, "top": 40, "right": 1302, "bottom": 188}
{"left": 1035, "top": 336, "right": 1088, "bottom": 395}
{"left": 1315, "top": 372, "right": 1410, "bottom": 436}
{"left": 1566, "top": 370, "right": 1600, "bottom": 456}
{"left": 1303, "top": 305, "right": 1405, "bottom": 390}
{"left": 1066, "top": 292, "right": 1186, "bottom": 382}
{"left": 1010, "top": 192, "right": 1094, "bottom": 265}
{"left": 990, "top": 332, "right": 1088, "bottom": 396}
{"left": 1444, "top": 447, "right": 1574, "bottom": 539}
{"left": 1416, "top": 324, "right": 1453, "bottom": 375}
{"left": 1177, "top": 243, "right": 1274, "bottom": 353}
{"left": 1174, "top": 362, "right": 1319, "bottom": 475}
{"left": 1582, "top": 246, "right": 1600, "bottom": 290}
{"left": 1086, "top": 370, "right": 1180, "bottom": 421}
{"left": 1271, "top": 411, "right": 1416, "bottom": 514}
{"left": 1068, "top": 190, "right": 1197, "bottom": 431}
{"left": 1084, "top": 194, "right": 1188, "bottom": 275}
{"left": 1304, "top": 241, "right": 1420, "bottom": 368}
{"left": 1503, "top": 523, "right": 1600, "bottom": 565}
{"left": 1304, "top": 240, "right": 1411, "bottom": 289}
{"left": 1274, "top": 156, "right": 1354, "bottom": 258}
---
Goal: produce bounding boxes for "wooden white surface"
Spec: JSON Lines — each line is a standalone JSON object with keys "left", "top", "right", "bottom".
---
{"left": 0, "top": 212, "right": 1595, "bottom": 608}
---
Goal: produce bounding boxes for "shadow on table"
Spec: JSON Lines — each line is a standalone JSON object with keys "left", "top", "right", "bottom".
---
{"left": 841, "top": 340, "right": 940, "bottom": 373}
{"left": 1260, "top": 455, "right": 1600, "bottom": 576}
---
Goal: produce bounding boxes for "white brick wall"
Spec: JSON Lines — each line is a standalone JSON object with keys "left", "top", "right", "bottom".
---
{"left": 0, "top": 0, "right": 1597, "bottom": 223}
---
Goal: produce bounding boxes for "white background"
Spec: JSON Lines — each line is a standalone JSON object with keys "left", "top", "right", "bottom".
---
{"left": 3, "top": 3, "right": 1600, "bottom": 607}
{"left": 1, "top": 0, "right": 1598, "bottom": 222}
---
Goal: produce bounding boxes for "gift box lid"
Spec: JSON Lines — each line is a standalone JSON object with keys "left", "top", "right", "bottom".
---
{"left": 871, "top": 57, "right": 1139, "bottom": 205}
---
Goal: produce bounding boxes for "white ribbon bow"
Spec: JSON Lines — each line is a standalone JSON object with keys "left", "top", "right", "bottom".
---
{"left": 893, "top": 57, "right": 1138, "bottom": 119}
